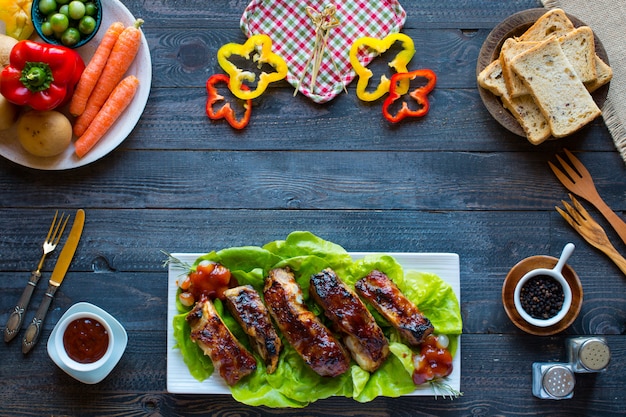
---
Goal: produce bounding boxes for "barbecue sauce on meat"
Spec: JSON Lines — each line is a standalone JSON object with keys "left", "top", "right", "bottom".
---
{"left": 263, "top": 267, "right": 350, "bottom": 377}
{"left": 186, "top": 296, "right": 257, "bottom": 386}
{"left": 355, "top": 270, "right": 434, "bottom": 346}
{"left": 310, "top": 268, "right": 389, "bottom": 372}
{"left": 224, "top": 285, "right": 282, "bottom": 374}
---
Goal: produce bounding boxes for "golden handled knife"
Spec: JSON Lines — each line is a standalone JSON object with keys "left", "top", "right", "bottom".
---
{"left": 22, "top": 209, "right": 85, "bottom": 354}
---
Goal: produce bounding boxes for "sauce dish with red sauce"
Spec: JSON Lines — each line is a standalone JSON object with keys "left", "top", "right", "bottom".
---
{"left": 56, "top": 311, "right": 113, "bottom": 372}
{"left": 47, "top": 302, "right": 127, "bottom": 384}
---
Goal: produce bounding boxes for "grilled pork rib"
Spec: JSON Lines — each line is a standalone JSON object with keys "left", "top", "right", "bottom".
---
{"left": 186, "top": 296, "right": 257, "bottom": 386}
{"left": 223, "top": 285, "right": 282, "bottom": 374}
{"left": 263, "top": 267, "right": 350, "bottom": 377}
{"left": 310, "top": 268, "right": 389, "bottom": 372}
{"left": 355, "top": 270, "right": 434, "bottom": 346}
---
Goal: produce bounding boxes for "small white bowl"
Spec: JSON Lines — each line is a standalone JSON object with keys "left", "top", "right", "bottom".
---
{"left": 514, "top": 243, "right": 574, "bottom": 327}
{"left": 47, "top": 302, "right": 127, "bottom": 384}
{"left": 54, "top": 310, "right": 114, "bottom": 372}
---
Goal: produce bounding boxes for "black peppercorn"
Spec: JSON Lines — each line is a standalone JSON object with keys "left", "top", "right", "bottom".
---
{"left": 520, "top": 275, "right": 565, "bottom": 319}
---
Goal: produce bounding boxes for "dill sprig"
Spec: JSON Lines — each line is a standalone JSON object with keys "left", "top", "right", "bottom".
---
{"left": 430, "top": 379, "right": 463, "bottom": 399}
{"left": 161, "top": 250, "right": 193, "bottom": 273}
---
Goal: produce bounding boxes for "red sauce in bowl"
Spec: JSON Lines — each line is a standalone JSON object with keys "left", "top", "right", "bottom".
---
{"left": 62, "top": 317, "right": 109, "bottom": 363}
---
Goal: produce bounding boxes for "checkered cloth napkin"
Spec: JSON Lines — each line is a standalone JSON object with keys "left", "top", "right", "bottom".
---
{"left": 240, "top": 0, "right": 407, "bottom": 103}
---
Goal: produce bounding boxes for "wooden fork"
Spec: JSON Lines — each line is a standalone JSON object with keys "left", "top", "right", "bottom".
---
{"left": 549, "top": 148, "right": 626, "bottom": 246}
{"left": 556, "top": 194, "right": 626, "bottom": 276}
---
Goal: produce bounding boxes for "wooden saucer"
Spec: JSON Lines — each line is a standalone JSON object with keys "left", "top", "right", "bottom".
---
{"left": 502, "top": 255, "right": 583, "bottom": 336}
{"left": 476, "top": 8, "right": 610, "bottom": 138}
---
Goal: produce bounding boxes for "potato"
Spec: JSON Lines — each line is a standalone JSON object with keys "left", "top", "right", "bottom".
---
{"left": 0, "top": 95, "right": 18, "bottom": 130}
{"left": 17, "top": 110, "right": 73, "bottom": 157}
{"left": 0, "top": 34, "right": 18, "bottom": 67}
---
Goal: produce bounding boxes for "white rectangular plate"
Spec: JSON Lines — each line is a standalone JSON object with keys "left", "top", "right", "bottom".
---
{"left": 166, "top": 252, "right": 461, "bottom": 396}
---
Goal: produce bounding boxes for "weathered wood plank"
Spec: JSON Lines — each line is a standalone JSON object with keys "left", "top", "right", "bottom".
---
{"left": 120, "top": 0, "right": 542, "bottom": 29}
{"left": 1, "top": 151, "right": 623, "bottom": 209}
{"left": 132, "top": 86, "right": 614, "bottom": 152}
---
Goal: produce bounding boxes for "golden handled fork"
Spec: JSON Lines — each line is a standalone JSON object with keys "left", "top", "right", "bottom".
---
{"left": 549, "top": 148, "right": 626, "bottom": 246}
{"left": 4, "top": 211, "right": 69, "bottom": 342}
{"left": 556, "top": 194, "right": 626, "bottom": 277}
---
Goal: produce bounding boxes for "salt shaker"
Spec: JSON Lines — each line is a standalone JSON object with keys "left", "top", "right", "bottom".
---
{"left": 532, "top": 362, "right": 575, "bottom": 400}
{"left": 566, "top": 336, "right": 611, "bottom": 373}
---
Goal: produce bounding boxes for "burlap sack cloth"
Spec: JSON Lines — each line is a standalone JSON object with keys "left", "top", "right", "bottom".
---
{"left": 542, "top": 0, "right": 626, "bottom": 163}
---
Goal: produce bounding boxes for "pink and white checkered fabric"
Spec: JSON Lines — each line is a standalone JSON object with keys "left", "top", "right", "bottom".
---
{"left": 240, "top": 0, "right": 406, "bottom": 103}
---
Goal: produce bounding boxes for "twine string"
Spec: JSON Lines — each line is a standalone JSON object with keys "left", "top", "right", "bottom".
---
{"left": 294, "top": 5, "right": 347, "bottom": 96}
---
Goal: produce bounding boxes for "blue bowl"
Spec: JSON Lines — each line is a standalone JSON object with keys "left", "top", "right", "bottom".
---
{"left": 32, "top": 0, "right": 103, "bottom": 49}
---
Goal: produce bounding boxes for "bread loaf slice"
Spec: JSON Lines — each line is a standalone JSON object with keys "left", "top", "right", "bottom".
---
{"left": 518, "top": 8, "right": 575, "bottom": 41}
{"left": 499, "top": 38, "right": 538, "bottom": 97}
{"left": 586, "top": 55, "right": 613, "bottom": 92}
{"left": 558, "top": 27, "right": 596, "bottom": 83}
{"left": 477, "top": 60, "right": 504, "bottom": 96}
{"left": 502, "top": 27, "right": 596, "bottom": 97}
{"left": 478, "top": 60, "right": 550, "bottom": 144}
{"left": 510, "top": 37, "right": 600, "bottom": 138}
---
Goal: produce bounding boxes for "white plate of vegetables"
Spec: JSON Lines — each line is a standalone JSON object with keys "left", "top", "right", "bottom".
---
{"left": 0, "top": 0, "right": 151, "bottom": 170}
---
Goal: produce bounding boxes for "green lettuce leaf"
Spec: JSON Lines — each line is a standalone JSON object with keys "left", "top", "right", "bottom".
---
{"left": 263, "top": 231, "right": 352, "bottom": 263}
{"left": 402, "top": 270, "right": 462, "bottom": 335}
{"left": 353, "top": 351, "right": 416, "bottom": 402}
{"left": 348, "top": 254, "right": 406, "bottom": 287}
{"left": 172, "top": 313, "right": 213, "bottom": 381}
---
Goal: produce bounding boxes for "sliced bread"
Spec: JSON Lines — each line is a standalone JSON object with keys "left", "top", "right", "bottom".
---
{"left": 586, "top": 55, "right": 613, "bottom": 92}
{"left": 477, "top": 59, "right": 505, "bottom": 96}
{"left": 502, "top": 28, "right": 597, "bottom": 97}
{"left": 478, "top": 60, "right": 551, "bottom": 144}
{"left": 510, "top": 37, "right": 600, "bottom": 138}
{"left": 518, "top": 8, "right": 575, "bottom": 41}
{"left": 499, "top": 38, "right": 538, "bottom": 97}
{"left": 558, "top": 27, "right": 597, "bottom": 83}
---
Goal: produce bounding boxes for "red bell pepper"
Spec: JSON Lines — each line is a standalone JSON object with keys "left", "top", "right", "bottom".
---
{"left": 0, "top": 40, "right": 85, "bottom": 111}
{"left": 205, "top": 74, "right": 252, "bottom": 130}
{"left": 382, "top": 69, "right": 437, "bottom": 123}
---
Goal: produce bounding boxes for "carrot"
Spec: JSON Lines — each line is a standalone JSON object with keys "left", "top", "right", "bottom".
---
{"left": 69, "top": 21, "right": 125, "bottom": 117}
{"left": 73, "top": 19, "right": 144, "bottom": 137}
{"left": 74, "top": 75, "right": 140, "bottom": 158}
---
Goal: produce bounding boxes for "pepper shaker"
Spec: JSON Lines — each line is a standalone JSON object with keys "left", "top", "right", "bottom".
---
{"left": 532, "top": 362, "right": 575, "bottom": 399}
{"left": 566, "top": 337, "right": 611, "bottom": 373}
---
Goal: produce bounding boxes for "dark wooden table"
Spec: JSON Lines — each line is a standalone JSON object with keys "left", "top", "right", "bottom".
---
{"left": 1, "top": 0, "right": 625, "bottom": 415}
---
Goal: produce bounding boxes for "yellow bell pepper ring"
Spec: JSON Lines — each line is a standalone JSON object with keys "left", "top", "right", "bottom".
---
{"left": 0, "top": 0, "right": 34, "bottom": 40}
{"left": 217, "top": 34, "right": 288, "bottom": 100}
{"left": 349, "top": 33, "right": 415, "bottom": 102}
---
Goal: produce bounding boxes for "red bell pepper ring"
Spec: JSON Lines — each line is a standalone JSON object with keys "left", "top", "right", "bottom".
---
{"left": 205, "top": 74, "right": 252, "bottom": 130}
{"left": 0, "top": 40, "right": 85, "bottom": 111}
{"left": 382, "top": 69, "right": 437, "bottom": 123}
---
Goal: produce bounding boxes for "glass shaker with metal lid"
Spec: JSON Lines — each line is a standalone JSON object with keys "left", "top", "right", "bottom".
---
{"left": 566, "top": 336, "right": 611, "bottom": 373}
{"left": 532, "top": 362, "right": 575, "bottom": 399}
